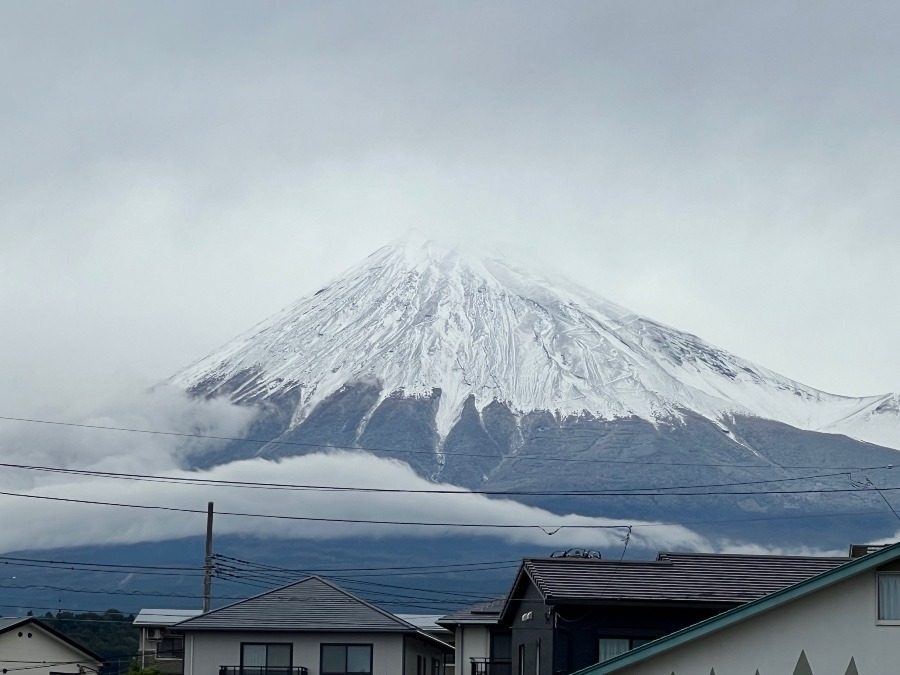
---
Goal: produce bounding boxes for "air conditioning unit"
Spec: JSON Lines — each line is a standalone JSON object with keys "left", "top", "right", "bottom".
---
{"left": 148, "top": 628, "right": 164, "bottom": 640}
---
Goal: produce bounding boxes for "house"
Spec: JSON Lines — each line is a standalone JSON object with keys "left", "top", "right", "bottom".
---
{"left": 499, "top": 551, "right": 850, "bottom": 675}
{"left": 394, "top": 617, "right": 454, "bottom": 675}
{"left": 572, "top": 540, "right": 900, "bottom": 674}
{"left": 0, "top": 617, "right": 105, "bottom": 675}
{"left": 173, "top": 576, "right": 452, "bottom": 675}
{"left": 134, "top": 609, "right": 203, "bottom": 673}
{"left": 438, "top": 599, "right": 509, "bottom": 675}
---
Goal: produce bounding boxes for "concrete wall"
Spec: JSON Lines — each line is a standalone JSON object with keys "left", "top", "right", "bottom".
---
{"left": 0, "top": 622, "right": 103, "bottom": 675}
{"left": 184, "top": 630, "right": 429, "bottom": 675}
{"left": 608, "top": 568, "right": 899, "bottom": 674}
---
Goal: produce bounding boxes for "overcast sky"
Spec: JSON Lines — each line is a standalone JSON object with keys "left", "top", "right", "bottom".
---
{"left": 3, "top": 1, "right": 899, "bottom": 418}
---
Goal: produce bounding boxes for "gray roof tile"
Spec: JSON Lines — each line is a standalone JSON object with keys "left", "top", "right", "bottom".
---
{"left": 517, "top": 552, "right": 849, "bottom": 606}
{"left": 438, "top": 599, "right": 506, "bottom": 626}
{"left": 174, "top": 576, "right": 421, "bottom": 633}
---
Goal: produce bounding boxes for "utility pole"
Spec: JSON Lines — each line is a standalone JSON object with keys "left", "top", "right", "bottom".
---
{"left": 203, "top": 501, "right": 213, "bottom": 613}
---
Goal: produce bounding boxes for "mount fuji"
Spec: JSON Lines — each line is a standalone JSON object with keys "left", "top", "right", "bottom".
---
{"left": 168, "top": 241, "right": 900, "bottom": 548}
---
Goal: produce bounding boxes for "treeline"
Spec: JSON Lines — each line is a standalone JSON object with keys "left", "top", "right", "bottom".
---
{"left": 34, "top": 609, "right": 139, "bottom": 675}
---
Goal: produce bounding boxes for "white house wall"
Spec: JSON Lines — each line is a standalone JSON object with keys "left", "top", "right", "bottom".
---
{"left": 184, "top": 631, "right": 407, "bottom": 675}
{"left": 454, "top": 625, "right": 491, "bottom": 675}
{"left": 0, "top": 623, "right": 103, "bottom": 675}
{"left": 608, "top": 569, "right": 896, "bottom": 675}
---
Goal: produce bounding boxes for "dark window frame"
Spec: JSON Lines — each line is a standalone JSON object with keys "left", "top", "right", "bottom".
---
{"left": 240, "top": 642, "right": 294, "bottom": 670}
{"left": 156, "top": 636, "right": 185, "bottom": 659}
{"left": 319, "top": 643, "right": 373, "bottom": 675}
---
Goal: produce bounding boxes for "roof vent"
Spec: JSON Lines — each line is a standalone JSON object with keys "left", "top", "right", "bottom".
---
{"left": 550, "top": 549, "right": 601, "bottom": 559}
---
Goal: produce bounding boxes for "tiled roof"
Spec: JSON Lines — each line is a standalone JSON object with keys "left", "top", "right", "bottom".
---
{"left": 505, "top": 551, "right": 848, "bottom": 613}
{"left": 174, "top": 576, "right": 424, "bottom": 633}
{"left": 134, "top": 609, "right": 204, "bottom": 626}
{"left": 395, "top": 614, "right": 453, "bottom": 634}
{"left": 0, "top": 617, "right": 26, "bottom": 631}
{"left": 438, "top": 598, "right": 505, "bottom": 626}
{"left": 575, "top": 542, "right": 900, "bottom": 674}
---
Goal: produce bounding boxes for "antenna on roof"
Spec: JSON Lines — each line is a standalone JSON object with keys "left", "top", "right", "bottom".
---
{"left": 550, "top": 549, "right": 601, "bottom": 559}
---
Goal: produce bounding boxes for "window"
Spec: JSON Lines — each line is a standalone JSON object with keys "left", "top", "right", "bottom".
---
{"left": 417, "top": 656, "right": 426, "bottom": 675}
{"left": 598, "top": 638, "right": 653, "bottom": 662}
{"left": 431, "top": 657, "right": 441, "bottom": 675}
{"left": 156, "top": 636, "right": 184, "bottom": 659}
{"left": 598, "top": 639, "right": 629, "bottom": 662}
{"left": 878, "top": 573, "right": 900, "bottom": 621}
{"left": 241, "top": 643, "right": 292, "bottom": 675}
{"left": 320, "top": 644, "right": 373, "bottom": 675}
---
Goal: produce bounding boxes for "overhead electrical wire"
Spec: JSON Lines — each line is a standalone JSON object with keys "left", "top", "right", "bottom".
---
{"left": 0, "top": 414, "right": 892, "bottom": 471}
{"left": 0, "top": 462, "right": 880, "bottom": 497}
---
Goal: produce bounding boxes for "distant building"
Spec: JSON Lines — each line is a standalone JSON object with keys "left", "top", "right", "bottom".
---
{"left": 133, "top": 609, "right": 203, "bottom": 674}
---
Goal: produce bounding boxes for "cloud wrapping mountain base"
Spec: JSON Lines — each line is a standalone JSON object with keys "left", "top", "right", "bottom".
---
{"left": 0, "top": 389, "right": 710, "bottom": 553}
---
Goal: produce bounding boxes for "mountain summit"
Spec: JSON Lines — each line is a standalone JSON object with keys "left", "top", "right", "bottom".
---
{"left": 170, "top": 240, "right": 898, "bottom": 450}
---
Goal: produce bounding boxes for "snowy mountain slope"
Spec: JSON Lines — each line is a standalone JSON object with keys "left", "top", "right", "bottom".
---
{"left": 169, "top": 240, "right": 900, "bottom": 451}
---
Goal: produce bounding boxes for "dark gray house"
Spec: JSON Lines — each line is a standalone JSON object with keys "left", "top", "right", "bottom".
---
{"left": 500, "top": 551, "right": 850, "bottom": 675}
{"left": 173, "top": 576, "right": 452, "bottom": 675}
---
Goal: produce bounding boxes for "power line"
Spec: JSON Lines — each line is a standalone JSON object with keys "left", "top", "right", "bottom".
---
{"left": 0, "top": 554, "right": 202, "bottom": 572}
{"left": 0, "top": 582, "right": 248, "bottom": 601}
{"left": 0, "top": 414, "right": 891, "bottom": 471}
{"left": 0, "top": 489, "right": 634, "bottom": 529}
{"left": 0, "top": 557, "right": 205, "bottom": 578}
{"left": 0, "top": 462, "right": 875, "bottom": 497}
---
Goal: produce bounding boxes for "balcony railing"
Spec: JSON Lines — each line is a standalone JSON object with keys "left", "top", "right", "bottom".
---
{"left": 470, "top": 658, "right": 511, "bottom": 675}
{"left": 219, "top": 667, "right": 308, "bottom": 675}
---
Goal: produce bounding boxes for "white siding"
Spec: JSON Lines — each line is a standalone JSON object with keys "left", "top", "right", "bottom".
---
{"left": 185, "top": 631, "right": 407, "bottom": 675}
{"left": 0, "top": 622, "right": 103, "bottom": 675}
{"left": 453, "top": 625, "right": 491, "bottom": 675}
{"left": 610, "top": 569, "right": 899, "bottom": 674}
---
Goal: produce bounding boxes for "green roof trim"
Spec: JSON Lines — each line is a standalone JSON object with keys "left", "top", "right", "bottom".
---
{"left": 572, "top": 541, "right": 900, "bottom": 675}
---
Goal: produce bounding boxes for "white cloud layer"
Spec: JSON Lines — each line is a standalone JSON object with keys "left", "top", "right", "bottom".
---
{"left": 0, "top": 390, "right": 708, "bottom": 553}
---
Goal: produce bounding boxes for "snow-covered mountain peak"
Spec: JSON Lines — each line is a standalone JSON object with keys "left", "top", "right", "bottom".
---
{"left": 169, "top": 242, "right": 899, "bottom": 449}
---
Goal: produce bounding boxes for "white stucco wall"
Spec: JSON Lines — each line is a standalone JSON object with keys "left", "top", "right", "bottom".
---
{"left": 0, "top": 622, "right": 103, "bottom": 675}
{"left": 606, "top": 568, "right": 897, "bottom": 674}
{"left": 183, "top": 630, "right": 444, "bottom": 675}
{"left": 453, "top": 625, "right": 491, "bottom": 675}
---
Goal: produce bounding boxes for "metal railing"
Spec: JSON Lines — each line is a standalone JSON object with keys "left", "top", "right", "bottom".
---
{"left": 470, "top": 658, "right": 511, "bottom": 675}
{"left": 219, "top": 667, "right": 308, "bottom": 675}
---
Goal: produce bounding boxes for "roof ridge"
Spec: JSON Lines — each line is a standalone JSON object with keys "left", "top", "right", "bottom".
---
{"left": 174, "top": 574, "right": 320, "bottom": 626}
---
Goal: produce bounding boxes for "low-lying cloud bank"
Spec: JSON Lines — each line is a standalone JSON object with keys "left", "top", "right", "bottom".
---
{"left": 0, "top": 388, "right": 712, "bottom": 553}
